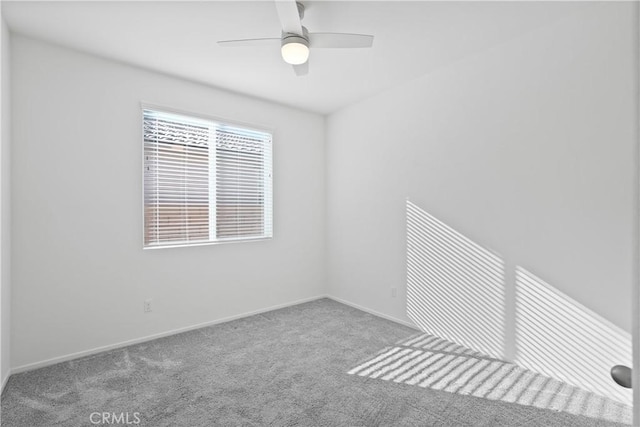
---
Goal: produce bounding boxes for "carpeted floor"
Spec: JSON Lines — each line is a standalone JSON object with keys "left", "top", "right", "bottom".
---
{"left": 0, "top": 298, "right": 631, "bottom": 426}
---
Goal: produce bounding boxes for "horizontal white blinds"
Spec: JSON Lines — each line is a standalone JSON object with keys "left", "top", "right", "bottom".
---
{"left": 143, "top": 109, "right": 272, "bottom": 248}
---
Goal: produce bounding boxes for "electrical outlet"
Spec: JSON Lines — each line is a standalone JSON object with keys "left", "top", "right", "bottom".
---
{"left": 391, "top": 287, "right": 397, "bottom": 298}
{"left": 144, "top": 299, "right": 152, "bottom": 313}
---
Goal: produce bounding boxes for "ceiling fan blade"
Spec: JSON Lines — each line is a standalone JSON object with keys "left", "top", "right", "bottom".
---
{"left": 308, "top": 33, "right": 374, "bottom": 49}
{"left": 217, "top": 38, "right": 280, "bottom": 48}
{"left": 293, "top": 61, "right": 308, "bottom": 76}
{"left": 275, "top": 0, "right": 303, "bottom": 35}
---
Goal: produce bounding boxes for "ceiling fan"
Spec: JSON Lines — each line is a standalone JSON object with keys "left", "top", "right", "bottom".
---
{"left": 217, "top": 0, "right": 374, "bottom": 76}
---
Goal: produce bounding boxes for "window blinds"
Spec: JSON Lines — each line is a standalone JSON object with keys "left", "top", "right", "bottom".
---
{"left": 143, "top": 109, "right": 272, "bottom": 248}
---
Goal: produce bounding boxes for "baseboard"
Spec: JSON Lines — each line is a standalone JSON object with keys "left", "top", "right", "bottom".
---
{"left": 11, "top": 294, "right": 328, "bottom": 375}
{"left": 11, "top": 294, "right": 415, "bottom": 375}
{"left": 326, "top": 295, "right": 419, "bottom": 330}
{"left": 1, "top": 370, "right": 9, "bottom": 395}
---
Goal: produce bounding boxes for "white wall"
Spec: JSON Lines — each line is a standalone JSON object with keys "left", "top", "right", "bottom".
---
{"left": 1, "top": 15, "right": 10, "bottom": 391}
{"left": 327, "top": 2, "right": 636, "bottom": 403}
{"left": 10, "top": 35, "right": 326, "bottom": 370}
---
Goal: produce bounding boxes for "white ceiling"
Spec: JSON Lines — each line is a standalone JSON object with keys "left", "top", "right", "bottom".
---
{"left": 2, "top": 1, "right": 590, "bottom": 115}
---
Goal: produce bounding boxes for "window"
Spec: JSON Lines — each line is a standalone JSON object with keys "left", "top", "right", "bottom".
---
{"left": 143, "top": 109, "right": 272, "bottom": 248}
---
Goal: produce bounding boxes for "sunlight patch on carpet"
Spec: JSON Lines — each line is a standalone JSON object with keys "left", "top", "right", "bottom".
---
{"left": 348, "top": 334, "right": 631, "bottom": 425}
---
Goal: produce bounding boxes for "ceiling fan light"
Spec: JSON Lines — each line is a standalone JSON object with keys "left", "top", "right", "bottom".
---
{"left": 281, "top": 38, "right": 309, "bottom": 65}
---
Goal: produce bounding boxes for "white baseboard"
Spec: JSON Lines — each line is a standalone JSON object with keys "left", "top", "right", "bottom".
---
{"left": 326, "top": 295, "right": 419, "bottom": 330}
{"left": 1, "top": 370, "right": 9, "bottom": 394}
{"left": 11, "top": 294, "right": 328, "bottom": 375}
{"left": 10, "top": 294, "right": 416, "bottom": 376}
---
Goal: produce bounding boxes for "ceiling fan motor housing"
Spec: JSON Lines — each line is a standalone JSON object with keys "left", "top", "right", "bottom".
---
{"left": 282, "top": 26, "right": 309, "bottom": 46}
{"left": 282, "top": 33, "right": 308, "bottom": 46}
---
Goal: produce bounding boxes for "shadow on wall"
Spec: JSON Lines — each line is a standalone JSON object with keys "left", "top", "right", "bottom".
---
{"left": 405, "top": 199, "right": 632, "bottom": 414}
{"left": 348, "top": 334, "right": 631, "bottom": 425}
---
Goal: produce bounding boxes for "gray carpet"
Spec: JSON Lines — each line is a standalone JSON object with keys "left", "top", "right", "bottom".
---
{"left": 0, "top": 298, "right": 631, "bottom": 426}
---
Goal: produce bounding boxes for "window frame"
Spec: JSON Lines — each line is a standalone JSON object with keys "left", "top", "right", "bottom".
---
{"left": 140, "top": 103, "right": 274, "bottom": 250}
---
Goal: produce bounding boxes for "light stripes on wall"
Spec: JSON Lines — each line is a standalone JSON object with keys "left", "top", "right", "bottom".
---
{"left": 406, "top": 199, "right": 506, "bottom": 359}
{"left": 404, "top": 199, "right": 633, "bottom": 413}
{"left": 514, "top": 267, "right": 632, "bottom": 405}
